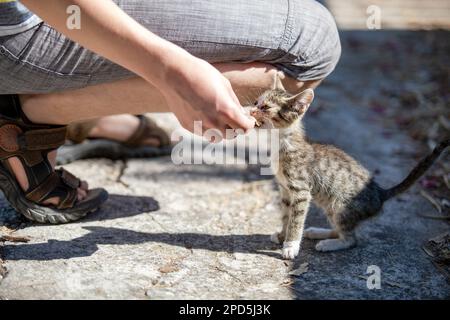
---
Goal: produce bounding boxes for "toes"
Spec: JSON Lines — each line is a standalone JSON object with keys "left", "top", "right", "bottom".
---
{"left": 80, "top": 180, "right": 89, "bottom": 191}
{"left": 282, "top": 248, "right": 298, "bottom": 260}
{"left": 315, "top": 239, "right": 341, "bottom": 252}
{"left": 282, "top": 241, "right": 300, "bottom": 260}
{"left": 42, "top": 196, "right": 60, "bottom": 207}
{"left": 315, "top": 240, "right": 330, "bottom": 252}
{"left": 77, "top": 188, "right": 87, "bottom": 201}
{"left": 39, "top": 188, "right": 87, "bottom": 206}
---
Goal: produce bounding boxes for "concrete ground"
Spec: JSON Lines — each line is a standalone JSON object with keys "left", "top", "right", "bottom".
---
{"left": 0, "top": 30, "right": 449, "bottom": 299}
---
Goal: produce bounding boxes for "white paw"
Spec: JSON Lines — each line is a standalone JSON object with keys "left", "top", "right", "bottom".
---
{"left": 270, "top": 232, "right": 282, "bottom": 244}
{"left": 282, "top": 241, "right": 300, "bottom": 260}
{"left": 315, "top": 238, "right": 356, "bottom": 252}
{"left": 315, "top": 240, "right": 334, "bottom": 252}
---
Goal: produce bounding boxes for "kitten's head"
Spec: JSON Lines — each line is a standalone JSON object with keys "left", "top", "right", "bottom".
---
{"left": 249, "top": 75, "right": 314, "bottom": 129}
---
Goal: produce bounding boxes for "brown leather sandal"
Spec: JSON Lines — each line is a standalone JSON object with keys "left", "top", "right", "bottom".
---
{"left": 57, "top": 115, "right": 171, "bottom": 164}
{"left": 0, "top": 95, "right": 108, "bottom": 224}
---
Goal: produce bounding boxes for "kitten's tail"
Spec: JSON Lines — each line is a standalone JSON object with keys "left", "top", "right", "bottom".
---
{"left": 382, "top": 138, "right": 449, "bottom": 201}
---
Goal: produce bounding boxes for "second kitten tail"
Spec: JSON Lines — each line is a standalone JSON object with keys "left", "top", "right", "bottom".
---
{"left": 382, "top": 139, "right": 449, "bottom": 200}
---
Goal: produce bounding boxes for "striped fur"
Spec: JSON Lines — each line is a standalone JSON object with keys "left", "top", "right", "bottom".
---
{"left": 250, "top": 85, "right": 449, "bottom": 259}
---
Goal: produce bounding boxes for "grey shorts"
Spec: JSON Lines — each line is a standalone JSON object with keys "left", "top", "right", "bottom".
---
{"left": 0, "top": 0, "right": 341, "bottom": 94}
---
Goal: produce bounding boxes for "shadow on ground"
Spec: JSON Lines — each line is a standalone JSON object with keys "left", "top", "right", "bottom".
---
{"left": 0, "top": 194, "right": 160, "bottom": 227}
{"left": 82, "top": 194, "right": 160, "bottom": 222}
{"left": 3, "top": 227, "right": 280, "bottom": 261}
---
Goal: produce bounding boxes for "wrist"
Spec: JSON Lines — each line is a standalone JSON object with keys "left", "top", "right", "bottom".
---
{"left": 141, "top": 39, "right": 194, "bottom": 90}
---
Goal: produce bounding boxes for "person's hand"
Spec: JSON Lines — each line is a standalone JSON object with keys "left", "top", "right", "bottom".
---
{"left": 158, "top": 54, "right": 255, "bottom": 137}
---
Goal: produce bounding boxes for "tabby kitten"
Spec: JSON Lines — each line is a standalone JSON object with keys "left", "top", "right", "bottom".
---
{"left": 250, "top": 75, "right": 449, "bottom": 260}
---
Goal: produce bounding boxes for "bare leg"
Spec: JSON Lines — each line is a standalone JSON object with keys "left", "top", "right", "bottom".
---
{"left": 75, "top": 64, "right": 321, "bottom": 144}
{"left": 87, "top": 114, "right": 160, "bottom": 146}
{"left": 19, "top": 63, "right": 320, "bottom": 125}
{"left": 68, "top": 64, "right": 321, "bottom": 144}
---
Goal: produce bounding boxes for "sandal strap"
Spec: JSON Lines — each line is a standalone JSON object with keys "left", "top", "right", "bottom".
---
{"left": 124, "top": 115, "right": 170, "bottom": 147}
{"left": 123, "top": 115, "right": 149, "bottom": 147}
{"left": 25, "top": 171, "right": 61, "bottom": 203}
{"left": 58, "top": 168, "right": 81, "bottom": 189}
{"left": 0, "top": 94, "right": 80, "bottom": 210}
{"left": 67, "top": 115, "right": 171, "bottom": 148}
{"left": 0, "top": 124, "right": 66, "bottom": 153}
{"left": 0, "top": 94, "right": 67, "bottom": 155}
{"left": 0, "top": 95, "right": 67, "bottom": 166}
{"left": 57, "top": 187, "right": 78, "bottom": 210}
{"left": 25, "top": 169, "right": 81, "bottom": 209}
{"left": 20, "top": 127, "right": 67, "bottom": 151}
{"left": 0, "top": 123, "right": 67, "bottom": 166}
{"left": 66, "top": 119, "right": 99, "bottom": 144}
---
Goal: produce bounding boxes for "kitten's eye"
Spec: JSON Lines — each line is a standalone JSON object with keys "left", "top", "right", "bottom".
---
{"left": 260, "top": 104, "right": 270, "bottom": 110}
{"left": 253, "top": 101, "right": 258, "bottom": 106}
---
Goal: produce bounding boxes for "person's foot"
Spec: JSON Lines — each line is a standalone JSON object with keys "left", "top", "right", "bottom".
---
{"left": 60, "top": 114, "right": 171, "bottom": 165}
{"left": 7, "top": 151, "right": 89, "bottom": 205}
{"left": 0, "top": 94, "right": 108, "bottom": 223}
{"left": 87, "top": 114, "right": 161, "bottom": 146}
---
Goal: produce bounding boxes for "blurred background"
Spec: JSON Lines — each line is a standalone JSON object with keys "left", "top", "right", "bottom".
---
{"left": 299, "top": 0, "right": 450, "bottom": 295}
{"left": 325, "top": 0, "right": 449, "bottom": 29}
{"left": 317, "top": 0, "right": 449, "bottom": 216}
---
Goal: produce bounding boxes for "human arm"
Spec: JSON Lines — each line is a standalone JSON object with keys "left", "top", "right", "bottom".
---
{"left": 20, "top": 0, "right": 255, "bottom": 134}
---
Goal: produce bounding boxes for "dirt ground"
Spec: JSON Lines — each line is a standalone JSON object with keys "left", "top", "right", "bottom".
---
{"left": 0, "top": 20, "right": 449, "bottom": 299}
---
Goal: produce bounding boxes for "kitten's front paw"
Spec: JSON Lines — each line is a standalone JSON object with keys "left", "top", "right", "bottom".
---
{"left": 282, "top": 241, "right": 300, "bottom": 260}
{"left": 270, "top": 232, "right": 282, "bottom": 244}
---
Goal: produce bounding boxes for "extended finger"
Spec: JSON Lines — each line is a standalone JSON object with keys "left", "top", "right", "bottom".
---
{"left": 220, "top": 104, "right": 255, "bottom": 132}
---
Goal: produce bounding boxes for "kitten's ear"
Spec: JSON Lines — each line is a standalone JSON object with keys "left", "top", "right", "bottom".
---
{"left": 289, "top": 88, "right": 314, "bottom": 114}
{"left": 272, "top": 72, "right": 286, "bottom": 91}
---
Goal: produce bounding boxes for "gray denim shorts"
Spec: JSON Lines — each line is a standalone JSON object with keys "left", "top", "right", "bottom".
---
{"left": 0, "top": 0, "right": 341, "bottom": 94}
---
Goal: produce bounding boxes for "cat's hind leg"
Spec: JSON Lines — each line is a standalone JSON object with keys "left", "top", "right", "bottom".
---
{"left": 304, "top": 227, "right": 338, "bottom": 240}
{"left": 315, "top": 233, "right": 356, "bottom": 252}
{"left": 314, "top": 208, "right": 359, "bottom": 252}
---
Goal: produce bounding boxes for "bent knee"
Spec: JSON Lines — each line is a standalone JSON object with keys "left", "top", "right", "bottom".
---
{"left": 277, "top": 0, "right": 341, "bottom": 83}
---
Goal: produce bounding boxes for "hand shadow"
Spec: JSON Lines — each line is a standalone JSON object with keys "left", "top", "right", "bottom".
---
{"left": 2, "top": 226, "right": 281, "bottom": 261}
